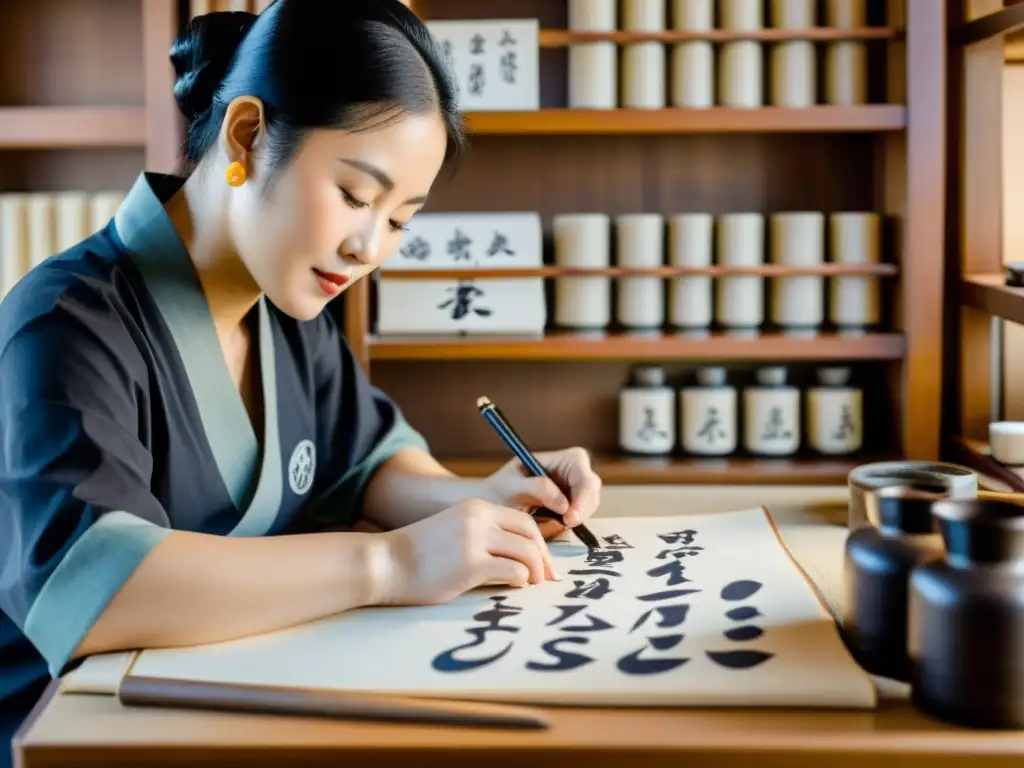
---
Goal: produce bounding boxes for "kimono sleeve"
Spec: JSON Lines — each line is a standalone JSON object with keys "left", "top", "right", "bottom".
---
{"left": 0, "top": 306, "right": 171, "bottom": 676}
{"left": 302, "top": 311, "right": 429, "bottom": 526}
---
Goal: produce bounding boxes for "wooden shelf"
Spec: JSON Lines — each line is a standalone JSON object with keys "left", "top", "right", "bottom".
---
{"left": 380, "top": 264, "right": 899, "bottom": 279}
{"left": 0, "top": 107, "right": 147, "bottom": 149}
{"left": 368, "top": 332, "right": 906, "bottom": 362}
{"left": 463, "top": 107, "right": 907, "bottom": 135}
{"left": 438, "top": 455, "right": 877, "bottom": 485}
{"left": 961, "top": 273, "right": 1024, "bottom": 325}
{"left": 539, "top": 27, "right": 899, "bottom": 47}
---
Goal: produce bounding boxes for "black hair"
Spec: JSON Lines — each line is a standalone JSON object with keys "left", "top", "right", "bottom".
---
{"left": 169, "top": 0, "right": 466, "bottom": 180}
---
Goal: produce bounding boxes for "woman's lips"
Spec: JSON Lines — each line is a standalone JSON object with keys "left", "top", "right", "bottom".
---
{"left": 313, "top": 268, "right": 350, "bottom": 296}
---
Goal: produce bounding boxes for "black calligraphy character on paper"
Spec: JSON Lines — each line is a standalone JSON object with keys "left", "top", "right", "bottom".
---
{"left": 637, "top": 408, "right": 669, "bottom": 444}
{"left": 498, "top": 29, "right": 518, "bottom": 84}
{"left": 545, "top": 605, "right": 615, "bottom": 633}
{"left": 485, "top": 231, "right": 515, "bottom": 257}
{"left": 832, "top": 405, "right": 857, "bottom": 440}
{"left": 441, "top": 38, "right": 455, "bottom": 69}
{"left": 470, "top": 33, "right": 486, "bottom": 55}
{"left": 657, "top": 530, "right": 697, "bottom": 546}
{"left": 602, "top": 534, "right": 633, "bottom": 550}
{"left": 399, "top": 235, "right": 430, "bottom": 261}
{"left": 468, "top": 63, "right": 485, "bottom": 96}
{"left": 697, "top": 407, "right": 726, "bottom": 445}
{"left": 437, "top": 283, "right": 492, "bottom": 321}
{"left": 499, "top": 50, "right": 518, "bottom": 84}
{"left": 646, "top": 560, "right": 691, "bottom": 586}
{"left": 629, "top": 604, "right": 691, "bottom": 633}
{"left": 705, "top": 580, "right": 774, "bottom": 670}
{"left": 655, "top": 545, "right": 704, "bottom": 560}
{"left": 446, "top": 228, "right": 472, "bottom": 261}
{"left": 568, "top": 548, "right": 624, "bottom": 578}
{"left": 761, "top": 407, "right": 792, "bottom": 441}
{"left": 617, "top": 634, "right": 689, "bottom": 675}
{"left": 432, "top": 596, "right": 523, "bottom": 672}
{"left": 526, "top": 605, "right": 615, "bottom": 672}
{"left": 565, "top": 577, "right": 613, "bottom": 600}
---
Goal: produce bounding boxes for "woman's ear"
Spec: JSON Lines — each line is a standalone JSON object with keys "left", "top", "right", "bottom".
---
{"left": 221, "top": 96, "right": 266, "bottom": 167}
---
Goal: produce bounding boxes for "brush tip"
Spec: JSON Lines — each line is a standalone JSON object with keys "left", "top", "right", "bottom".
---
{"left": 476, "top": 396, "right": 492, "bottom": 408}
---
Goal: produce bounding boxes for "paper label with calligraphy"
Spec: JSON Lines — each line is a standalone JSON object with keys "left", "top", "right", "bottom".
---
{"left": 128, "top": 508, "right": 876, "bottom": 709}
{"left": 377, "top": 278, "right": 545, "bottom": 336}
{"left": 426, "top": 19, "right": 540, "bottom": 111}
{"left": 382, "top": 212, "right": 542, "bottom": 271}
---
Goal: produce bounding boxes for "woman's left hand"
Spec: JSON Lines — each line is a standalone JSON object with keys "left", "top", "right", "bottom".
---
{"left": 481, "top": 447, "right": 602, "bottom": 540}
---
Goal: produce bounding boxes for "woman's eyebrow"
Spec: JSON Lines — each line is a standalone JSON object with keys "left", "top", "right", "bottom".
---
{"left": 340, "top": 158, "right": 428, "bottom": 205}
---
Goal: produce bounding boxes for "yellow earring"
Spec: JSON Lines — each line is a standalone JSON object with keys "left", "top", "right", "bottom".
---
{"left": 226, "top": 161, "right": 247, "bottom": 187}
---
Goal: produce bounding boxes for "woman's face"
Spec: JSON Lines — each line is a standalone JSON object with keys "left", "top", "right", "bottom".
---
{"left": 227, "top": 105, "right": 449, "bottom": 321}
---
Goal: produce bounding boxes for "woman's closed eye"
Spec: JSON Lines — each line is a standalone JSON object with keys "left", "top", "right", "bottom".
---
{"left": 340, "top": 188, "right": 409, "bottom": 233}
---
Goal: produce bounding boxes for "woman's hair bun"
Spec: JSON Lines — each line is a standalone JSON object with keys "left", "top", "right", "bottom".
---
{"left": 171, "top": 11, "right": 257, "bottom": 123}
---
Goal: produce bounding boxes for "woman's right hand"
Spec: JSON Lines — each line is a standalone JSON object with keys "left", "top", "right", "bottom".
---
{"left": 375, "top": 498, "right": 561, "bottom": 606}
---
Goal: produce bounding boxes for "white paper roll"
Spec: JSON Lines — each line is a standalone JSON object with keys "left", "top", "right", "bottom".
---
{"left": 671, "top": 0, "right": 713, "bottom": 30}
{"left": 0, "top": 195, "right": 29, "bottom": 298}
{"left": 771, "top": 0, "right": 817, "bottom": 28}
{"left": 668, "top": 213, "right": 713, "bottom": 329}
{"left": 825, "top": 42, "right": 867, "bottom": 105}
{"left": 829, "top": 212, "right": 881, "bottom": 329}
{"left": 831, "top": 213, "right": 880, "bottom": 264}
{"left": 569, "top": 43, "right": 618, "bottom": 109}
{"left": 717, "top": 213, "right": 764, "bottom": 330}
{"left": 617, "top": 214, "right": 665, "bottom": 330}
{"left": 721, "top": 0, "right": 763, "bottom": 30}
{"left": 568, "top": 0, "right": 617, "bottom": 30}
{"left": 89, "top": 191, "right": 125, "bottom": 233}
{"left": 25, "top": 194, "right": 55, "bottom": 268}
{"left": 720, "top": 41, "right": 763, "bottom": 108}
{"left": 553, "top": 213, "right": 612, "bottom": 332}
{"left": 826, "top": 0, "right": 867, "bottom": 28}
{"left": 771, "top": 212, "right": 824, "bottom": 330}
{"left": 622, "top": 43, "right": 667, "bottom": 109}
{"left": 53, "top": 192, "right": 89, "bottom": 253}
{"left": 771, "top": 41, "right": 816, "bottom": 107}
{"left": 622, "top": 0, "right": 667, "bottom": 30}
{"left": 671, "top": 42, "right": 714, "bottom": 108}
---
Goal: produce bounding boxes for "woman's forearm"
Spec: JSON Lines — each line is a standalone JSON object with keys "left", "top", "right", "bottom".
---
{"left": 72, "top": 528, "right": 391, "bottom": 661}
{"left": 361, "top": 447, "right": 491, "bottom": 530}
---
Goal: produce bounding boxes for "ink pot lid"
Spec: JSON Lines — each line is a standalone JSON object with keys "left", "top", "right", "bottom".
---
{"left": 930, "top": 498, "right": 1024, "bottom": 567}
{"left": 756, "top": 366, "right": 788, "bottom": 386}
{"left": 865, "top": 483, "right": 950, "bottom": 534}
{"left": 695, "top": 367, "right": 727, "bottom": 387}
{"left": 630, "top": 366, "right": 666, "bottom": 388}
{"left": 817, "top": 367, "right": 852, "bottom": 387}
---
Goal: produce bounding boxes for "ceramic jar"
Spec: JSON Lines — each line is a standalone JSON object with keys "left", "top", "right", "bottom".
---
{"left": 908, "top": 498, "right": 1024, "bottom": 728}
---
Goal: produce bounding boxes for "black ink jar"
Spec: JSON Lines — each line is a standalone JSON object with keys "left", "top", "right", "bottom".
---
{"left": 842, "top": 482, "right": 949, "bottom": 681}
{"left": 908, "top": 498, "right": 1024, "bottom": 729}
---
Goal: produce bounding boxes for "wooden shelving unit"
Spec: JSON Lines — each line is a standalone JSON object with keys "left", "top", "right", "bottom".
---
{"left": 4, "top": 0, "right": 951, "bottom": 487}
{"left": 368, "top": 333, "right": 907, "bottom": 362}
{"left": 344, "top": 0, "right": 946, "bottom": 484}
{"left": 463, "top": 106, "right": 907, "bottom": 134}
{"left": 0, "top": 107, "right": 147, "bottom": 149}
{"left": 944, "top": 0, "right": 1024, "bottom": 490}
{"left": 0, "top": 0, "right": 182, "bottom": 190}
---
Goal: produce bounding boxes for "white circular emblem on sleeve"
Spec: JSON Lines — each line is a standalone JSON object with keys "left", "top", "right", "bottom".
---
{"left": 288, "top": 439, "right": 316, "bottom": 496}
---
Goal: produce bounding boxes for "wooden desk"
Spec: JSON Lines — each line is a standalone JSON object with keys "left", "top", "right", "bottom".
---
{"left": 15, "top": 486, "right": 1024, "bottom": 767}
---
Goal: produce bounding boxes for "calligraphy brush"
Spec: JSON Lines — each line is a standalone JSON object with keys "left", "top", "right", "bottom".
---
{"left": 476, "top": 396, "right": 600, "bottom": 550}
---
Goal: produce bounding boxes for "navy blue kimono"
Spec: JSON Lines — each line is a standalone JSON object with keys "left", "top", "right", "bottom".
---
{"left": 0, "top": 172, "right": 428, "bottom": 761}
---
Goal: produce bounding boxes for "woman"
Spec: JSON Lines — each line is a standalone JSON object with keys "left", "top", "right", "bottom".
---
{"left": 0, "top": 1, "right": 602, "bottom": 760}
